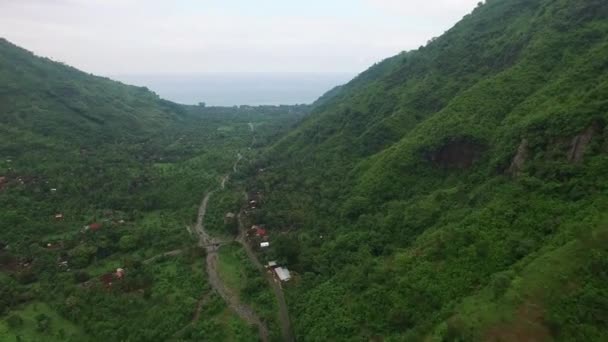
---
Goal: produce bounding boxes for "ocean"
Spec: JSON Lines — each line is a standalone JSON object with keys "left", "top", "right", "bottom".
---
{"left": 111, "top": 72, "right": 355, "bottom": 106}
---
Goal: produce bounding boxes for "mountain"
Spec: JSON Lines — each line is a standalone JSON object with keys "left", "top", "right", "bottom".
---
{"left": 2, "top": 0, "right": 608, "bottom": 340}
{"left": 0, "top": 38, "right": 305, "bottom": 341}
{"left": 250, "top": 0, "right": 608, "bottom": 340}
{"left": 0, "top": 38, "right": 189, "bottom": 147}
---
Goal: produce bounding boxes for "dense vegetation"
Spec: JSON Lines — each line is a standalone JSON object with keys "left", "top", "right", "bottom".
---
{"left": 3, "top": 0, "right": 608, "bottom": 340}
{"left": 0, "top": 38, "right": 306, "bottom": 341}
{"left": 243, "top": 0, "right": 608, "bottom": 340}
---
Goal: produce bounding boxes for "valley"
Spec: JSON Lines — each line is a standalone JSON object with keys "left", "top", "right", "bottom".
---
{"left": 2, "top": 0, "right": 608, "bottom": 341}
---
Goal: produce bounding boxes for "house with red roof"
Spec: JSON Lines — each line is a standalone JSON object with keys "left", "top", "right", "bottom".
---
{"left": 89, "top": 223, "right": 102, "bottom": 231}
{"left": 256, "top": 227, "right": 267, "bottom": 237}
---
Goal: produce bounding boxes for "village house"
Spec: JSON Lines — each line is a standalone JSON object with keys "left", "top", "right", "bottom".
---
{"left": 274, "top": 267, "right": 291, "bottom": 282}
{"left": 255, "top": 227, "right": 267, "bottom": 237}
{"left": 249, "top": 225, "right": 268, "bottom": 238}
{"left": 115, "top": 268, "right": 125, "bottom": 279}
{"left": 88, "top": 222, "right": 103, "bottom": 231}
{"left": 54, "top": 213, "right": 64, "bottom": 220}
{"left": 99, "top": 268, "right": 126, "bottom": 287}
{"left": 260, "top": 242, "right": 270, "bottom": 248}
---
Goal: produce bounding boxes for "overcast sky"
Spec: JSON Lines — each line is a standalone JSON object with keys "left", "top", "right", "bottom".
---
{"left": 0, "top": 0, "right": 479, "bottom": 75}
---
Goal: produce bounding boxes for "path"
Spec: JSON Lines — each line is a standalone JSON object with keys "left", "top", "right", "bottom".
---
{"left": 237, "top": 209, "right": 295, "bottom": 342}
{"left": 192, "top": 155, "right": 269, "bottom": 341}
{"left": 188, "top": 122, "right": 293, "bottom": 342}
{"left": 235, "top": 121, "right": 293, "bottom": 341}
{"left": 142, "top": 249, "right": 183, "bottom": 265}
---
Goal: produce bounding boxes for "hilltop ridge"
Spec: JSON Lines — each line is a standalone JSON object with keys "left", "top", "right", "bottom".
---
{"left": 250, "top": 0, "right": 608, "bottom": 340}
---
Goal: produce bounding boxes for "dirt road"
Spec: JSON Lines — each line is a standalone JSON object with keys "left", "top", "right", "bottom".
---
{"left": 194, "top": 186, "right": 270, "bottom": 342}
{"left": 237, "top": 205, "right": 295, "bottom": 341}
{"left": 190, "top": 122, "right": 293, "bottom": 342}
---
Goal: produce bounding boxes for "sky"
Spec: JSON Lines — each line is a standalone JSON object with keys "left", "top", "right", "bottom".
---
{"left": 0, "top": 0, "right": 480, "bottom": 76}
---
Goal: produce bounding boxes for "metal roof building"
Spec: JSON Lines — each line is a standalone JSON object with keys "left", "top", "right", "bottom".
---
{"left": 274, "top": 267, "right": 291, "bottom": 281}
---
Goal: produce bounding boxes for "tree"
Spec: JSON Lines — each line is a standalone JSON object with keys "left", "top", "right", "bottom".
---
{"left": 118, "top": 235, "right": 137, "bottom": 251}
{"left": 35, "top": 313, "right": 51, "bottom": 332}
{"left": 274, "top": 235, "right": 301, "bottom": 265}
{"left": 6, "top": 314, "right": 23, "bottom": 328}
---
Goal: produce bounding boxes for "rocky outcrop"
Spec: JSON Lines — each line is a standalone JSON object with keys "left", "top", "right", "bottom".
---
{"left": 427, "top": 139, "right": 485, "bottom": 169}
{"left": 508, "top": 139, "right": 528, "bottom": 176}
{"left": 567, "top": 124, "right": 598, "bottom": 163}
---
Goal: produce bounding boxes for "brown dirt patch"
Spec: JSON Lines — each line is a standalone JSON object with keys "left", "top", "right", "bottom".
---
{"left": 427, "top": 138, "right": 485, "bottom": 169}
{"left": 483, "top": 301, "right": 552, "bottom": 342}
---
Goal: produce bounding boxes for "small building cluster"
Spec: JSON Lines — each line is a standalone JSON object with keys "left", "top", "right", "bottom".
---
{"left": 244, "top": 190, "right": 292, "bottom": 282}
{"left": 99, "top": 267, "right": 126, "bottom": 288}
{"left": 82, "top": 222, "right": 103, "bottom": 232}
{"left": 266, "top": 260, "right": 291, "bottom": 282}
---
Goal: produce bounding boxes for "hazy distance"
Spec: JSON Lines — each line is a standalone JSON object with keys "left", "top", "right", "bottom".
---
{"left": 112, "top": 72, "right": 355, "bottom": 106}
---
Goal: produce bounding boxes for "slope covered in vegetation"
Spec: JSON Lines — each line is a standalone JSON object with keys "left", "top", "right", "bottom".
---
{"left": 0, "top": 39, "right": 306, "bottom": 340}
{"left": 248, "top": 0, "right": 608, "bottom": 340}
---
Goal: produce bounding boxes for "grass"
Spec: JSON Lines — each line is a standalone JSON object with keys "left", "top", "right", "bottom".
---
{"left": 152, "top": 162, "right": 175, "bottom": 172}
{"left": 220, "top": 308, "right": 259, "bottom": 342}
{"left": 218, "top": 243, "right": 247, "bottom": 294}
{"left": 185, "top": 293, "right": 258, "bottom": 341}
{"left": 0, "top": 302, "right": 89, "bottom": 341}
{"left": 217, "top": 242, "right": 281, "bottom": 339}
{"left": 84, "top": 256, "right": 123, "bottom": 277}
{"left": 217, "top": 126, "right": 236, "bottom": 132}
{"left": 428, "top": 222, "right": 608, "bottom": 341}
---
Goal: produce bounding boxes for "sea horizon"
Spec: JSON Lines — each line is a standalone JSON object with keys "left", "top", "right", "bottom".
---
{"left": 110, "top": 72, "right": 355, "bottom": 107}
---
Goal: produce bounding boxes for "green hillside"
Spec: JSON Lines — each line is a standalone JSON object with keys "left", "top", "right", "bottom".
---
{"left": 249, "top": 0, "right": 608, "bottom": 340}
{"left": 0, "top": 38, "right": 305, "bottom": 340}
{"left": 0, "top": 38, "right": 189, "bottom": 146}
{"left": 2, "top": 0, "right": 608, "bottom": 340}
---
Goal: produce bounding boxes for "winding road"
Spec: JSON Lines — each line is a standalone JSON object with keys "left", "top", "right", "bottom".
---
{"left": 237, "top": 209, "right": 295, "bottom": 342}
{"left": 187, "top": 122, "right": 293, "bottom": 342}
{"left": 194, "top": 188, "right": 270, "bottom": 341}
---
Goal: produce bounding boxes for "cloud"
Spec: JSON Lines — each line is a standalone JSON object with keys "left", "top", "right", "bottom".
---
{"left": 365, "top": 0, "right": 478, "bottom": 16}
{"left": 0, "top": 0, "right": 479, "bottom": 74}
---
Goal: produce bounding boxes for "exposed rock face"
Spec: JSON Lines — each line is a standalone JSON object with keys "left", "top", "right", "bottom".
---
{"left": 508, "top": 139, "right": 528, "bottom": 176}
{"left": 427, "top": 139, "right": 485, "bottom": 169}
{"left": 568, "top": 124, "right": 598, "bottom": 163}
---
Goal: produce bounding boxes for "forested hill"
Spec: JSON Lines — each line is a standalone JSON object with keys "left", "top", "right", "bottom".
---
{"left": 252, "top": 0, "right": 608, "bottom": 340}
{"left": 0, "top": 37, "right": 307, "bottom": 340}
{"left": 0, "top": 38, "right": 187, "bottom": 147}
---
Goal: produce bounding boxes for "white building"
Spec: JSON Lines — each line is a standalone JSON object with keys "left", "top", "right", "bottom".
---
{"left": 274, "top": 267, "right": 291, "bottom": 281}
{"left": 260, "top": 242, "right": 270, "bottom": 248}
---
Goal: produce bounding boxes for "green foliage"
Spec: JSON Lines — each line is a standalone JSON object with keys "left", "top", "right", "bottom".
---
{"left": 35, "top": 313, "right": 51, "bottom": 332}
{"left": 0, "top": 38, "right": 305, "bottom": 340}
{"left": 5, "top": 315, "right": 23, "bottom": 329}
{"left": 3, "top": 0, "right": 608, "bottom": 340}
{"left": 248, "top": 0, "right": 608, "bottom": 340}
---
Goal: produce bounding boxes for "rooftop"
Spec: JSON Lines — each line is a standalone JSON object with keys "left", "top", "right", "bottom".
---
{"left": 274, "top": 267, "right": 291, "bottom": 281}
